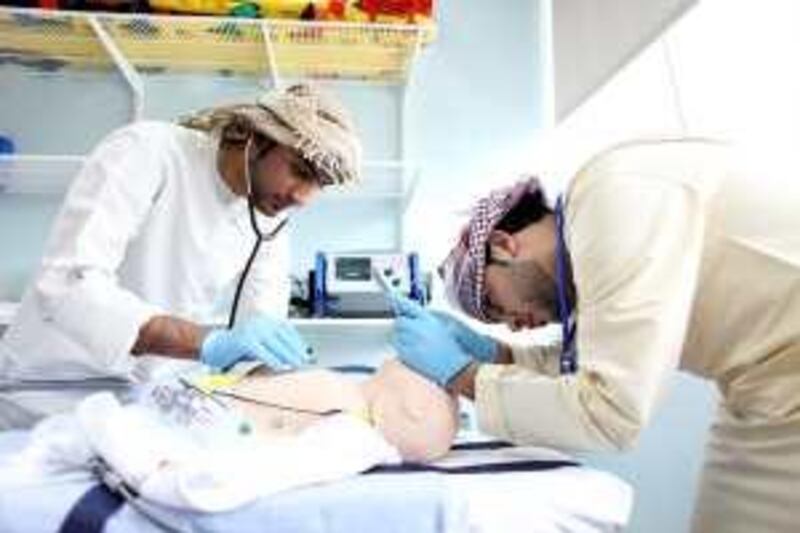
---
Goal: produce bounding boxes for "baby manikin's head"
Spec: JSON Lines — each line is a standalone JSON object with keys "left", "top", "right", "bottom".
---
{"left": 361, "top": 359, "right": 459, "bottom": 462}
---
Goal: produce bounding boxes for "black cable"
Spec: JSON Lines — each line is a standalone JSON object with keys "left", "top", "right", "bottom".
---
{"left": 227, "top": 201, "right": 263, "bottom": 329}
{"left": 211, "top": 388, "right": 343, "bottom": 417}
{"left": 226, "top": 186, "right": 288, "bottom": 329}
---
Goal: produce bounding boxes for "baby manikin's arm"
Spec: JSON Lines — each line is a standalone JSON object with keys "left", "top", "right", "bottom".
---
{"left": 225, "top": 360, "right": 459, "bottom": 462}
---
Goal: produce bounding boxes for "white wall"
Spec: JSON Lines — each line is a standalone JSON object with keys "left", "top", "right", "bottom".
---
{"left": 668, "top": 0, "right": 800, "bottom": 148}
{"left": 404, "top": 0, "right": 545, "bottom": 275}
{"left": 529, "top": 1, "right": 800, "bottom": 532}
{"left": 551, "top": 0, "right": 696, "bottom": 121}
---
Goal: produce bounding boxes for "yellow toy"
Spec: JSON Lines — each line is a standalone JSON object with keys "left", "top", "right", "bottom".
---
{"left": 149, "top": 0, "right": 316, "bottom": 18}
{"left": 148, "top": 0, "right": 434, "bottom": 24}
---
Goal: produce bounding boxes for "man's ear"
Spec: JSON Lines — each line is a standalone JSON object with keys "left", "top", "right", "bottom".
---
{"left": 487, "top": 230, "right": 519, "bottom": 258}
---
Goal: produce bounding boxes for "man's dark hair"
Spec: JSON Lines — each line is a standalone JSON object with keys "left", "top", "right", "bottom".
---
{"left": 220, "top": 120, "right": 274, "bottom": 151}
{"left": 494, "top": 189, "right": 552, "bottom": 235}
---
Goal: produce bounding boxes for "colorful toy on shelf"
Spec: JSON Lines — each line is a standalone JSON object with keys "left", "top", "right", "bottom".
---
{"left": 9, "top": 0, "right": 151, "bottom": 12}
{"left": 148, "top": 0, "right": 310, "bottom": 18}
{"left": 146, "top": 0, "right": 433, "bottom": 24}
{"left": 0, "top": 0, "right": 433, "bottom": 23}
{"left": 356, "top": 0, "right": 431, "bottom": 24}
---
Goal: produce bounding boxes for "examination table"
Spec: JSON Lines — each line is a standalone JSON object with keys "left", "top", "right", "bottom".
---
{"left": 0, "top": 428, "right": 632, "bottom": 533}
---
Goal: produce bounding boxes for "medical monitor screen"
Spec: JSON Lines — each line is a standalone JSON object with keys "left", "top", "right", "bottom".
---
{"left": 335, "top": 257, "right": 372, "bottom": 281}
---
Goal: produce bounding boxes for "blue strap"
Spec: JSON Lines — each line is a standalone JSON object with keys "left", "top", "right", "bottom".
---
{"left": 554, "top": 195, "right": 578, "bottom": 374}
{"left": 58, "top": 484, "right": 125, "bottom": 533}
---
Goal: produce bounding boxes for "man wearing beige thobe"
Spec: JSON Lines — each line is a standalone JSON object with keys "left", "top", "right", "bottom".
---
{"left": 389, "top": 138, "right": 800, "bottom": 533}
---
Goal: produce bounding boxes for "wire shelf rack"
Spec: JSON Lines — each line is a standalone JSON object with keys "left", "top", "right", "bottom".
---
{"left": 0, "top": 154, "right": 84, "bottom": 195}
{"left": 0, "top": 154, "right": 418, "bottom": 203}
{"left": 0, "top": 6, "right": 434, "bottom": 81}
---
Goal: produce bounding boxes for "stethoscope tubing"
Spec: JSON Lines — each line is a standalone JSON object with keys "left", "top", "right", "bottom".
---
{"left": 227, "top": 138, "right": 289, "bottom": 329}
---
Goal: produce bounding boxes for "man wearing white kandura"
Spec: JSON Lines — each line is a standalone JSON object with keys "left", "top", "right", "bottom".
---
{"left": 0, "top": 83, "right": 362, "bottom": 429}
{"left": 389, "top": 138, "right": 800, "bottom": 533}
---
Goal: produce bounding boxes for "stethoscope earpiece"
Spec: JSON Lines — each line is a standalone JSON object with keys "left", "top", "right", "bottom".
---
{"left": 243, "top": 136, "right": 255, "bottom": 199}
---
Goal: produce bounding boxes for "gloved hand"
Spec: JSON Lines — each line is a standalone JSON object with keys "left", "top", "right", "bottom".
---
{"left": 430, "top": 311, "right": 499, "bottom": 363}
{"left": 389, "top": 295, "right": 473, "bottom": 387}
{"left": 200, "top": 314, "right": 312, "bottom": 371}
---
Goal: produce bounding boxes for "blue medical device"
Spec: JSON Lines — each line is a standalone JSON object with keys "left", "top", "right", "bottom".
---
{"left": 311, "top": 251, "right": 425, "bottom": 318}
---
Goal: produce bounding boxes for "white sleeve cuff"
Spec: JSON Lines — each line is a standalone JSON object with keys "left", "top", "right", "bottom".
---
{"left": 474, "top": 364, "right": 514, "bottom": 439}
{"left": 509, "top": 342, "right": 562, "bottom": 376}
{"left": 39, "top": 269, "right": 162, "bottom": 373}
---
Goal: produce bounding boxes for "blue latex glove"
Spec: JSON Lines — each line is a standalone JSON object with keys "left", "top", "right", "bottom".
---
{"left": 430, "top": 311, "right": 499, "bottom": 363}
{"left": 200, "top": 314, "right": 312, "bottom": 371}
{"left": 389, "top": 295, "right": 472, "bottom": 387}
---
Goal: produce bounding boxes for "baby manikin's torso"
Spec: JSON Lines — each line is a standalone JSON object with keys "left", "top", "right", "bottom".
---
{"left": 138, "top": 360, "right": 458, "bottom": 461}
{"left": 226, "top": 368, "right": 371, "bottom": 438}
{"left": 216, "top": 359, "right": 459, "bottom": 461}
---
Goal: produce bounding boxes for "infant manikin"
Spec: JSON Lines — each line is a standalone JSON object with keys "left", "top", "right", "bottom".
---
{"left": 218, "top": 359, "right": 459, "bottom": 462}
{"left": 11, "top": 360, "right": 459, "bottom": 513}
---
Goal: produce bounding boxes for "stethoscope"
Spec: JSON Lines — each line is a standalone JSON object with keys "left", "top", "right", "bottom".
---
{"left": 227, "top": 137, "right": 289, "bottom": 329}
{"left": 554, "top": 195, "right": 578, "bottom": 374}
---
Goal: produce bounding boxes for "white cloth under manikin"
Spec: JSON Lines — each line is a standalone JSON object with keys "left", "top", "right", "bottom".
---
{"left": 0, "top": 391, "right": 399, "bottom": 513}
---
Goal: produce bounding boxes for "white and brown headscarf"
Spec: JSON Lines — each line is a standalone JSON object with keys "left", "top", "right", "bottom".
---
{"left": 181, "top": 83, "right": 362, "bottom": 187}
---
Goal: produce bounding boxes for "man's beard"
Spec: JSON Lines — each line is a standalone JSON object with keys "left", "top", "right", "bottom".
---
{"left": 508, "top": 259, "right": 560, "bottom": 321}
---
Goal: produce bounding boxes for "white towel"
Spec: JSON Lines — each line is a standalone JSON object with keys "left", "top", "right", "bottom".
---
{"left": 0, "top": 412, "right": 95, "bottom": 486}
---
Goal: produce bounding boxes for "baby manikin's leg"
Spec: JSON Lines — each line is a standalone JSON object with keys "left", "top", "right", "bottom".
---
{"left": 359, "top": 359, "right": 459, "bottom": 462}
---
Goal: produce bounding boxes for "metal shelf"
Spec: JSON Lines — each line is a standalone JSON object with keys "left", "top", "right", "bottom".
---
{"left": 0, "top": 301, "right": 18, "bottom": 327}
{"left": 0, "top": 155, "right": 419, "bottom": 207}
{"left": 0, "top": 299, "right": 394, "bottom": 335}
{"left": 291, "top": 317, "right": 392, "bottom": 328}
{"left": 0, "top": 7, "right": 434, "bottom": 83}
{"left": 291, "top": 316, "right": 393, "bottom": 347}
{"left": 0, "top": 154, "right": 84, "bottom": 195}
{"left": 312, "top": 159, "right": 419, "bottom": 207}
